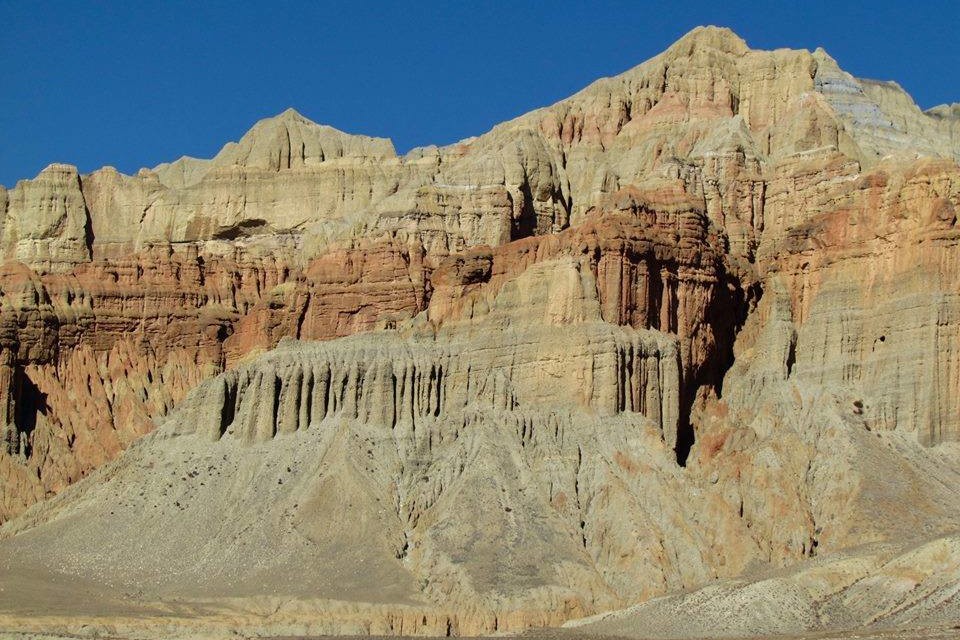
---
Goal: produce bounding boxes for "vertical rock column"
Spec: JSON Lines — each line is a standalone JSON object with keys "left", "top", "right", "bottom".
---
{"left": 0, "top": 349, "right": 16, "bottom": 455}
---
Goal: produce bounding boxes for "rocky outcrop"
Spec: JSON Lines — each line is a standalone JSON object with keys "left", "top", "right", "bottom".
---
{"left": 195, "top": 262, "right": 680, "bottom": 447}
{"left": 0, "top": 237, "right": 433, "bottom": 519}
{"left": 0, "top": 263, "right": 765, "bottom": 633}
{"left": 4, "top": 244, "right": 960, "bottom": 639}
{"left": 754, "top": 158, "right": 960, "bottom": 445}
{"left": 1, "top": 26, "right": 958, "bottom": 521}
{"left": 1, "top": 25, "right": 960, "bottom": 639}
{"left": 1, "top": 164, "right": 91, "bottom": 272}
{"left": 0, "top": 177, "right": 739, "bottom": 519}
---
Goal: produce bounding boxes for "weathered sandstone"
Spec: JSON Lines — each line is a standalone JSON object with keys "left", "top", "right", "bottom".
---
{"left": 0, "top": 25, "right": 959, "bottom": 639}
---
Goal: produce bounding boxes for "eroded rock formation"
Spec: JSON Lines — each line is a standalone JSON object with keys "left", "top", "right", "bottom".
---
{"left": 1, "top": 25, "right": 960, "bottom": 639}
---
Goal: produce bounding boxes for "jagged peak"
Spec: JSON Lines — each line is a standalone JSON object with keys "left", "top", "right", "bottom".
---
{"left": 240, "top": 107, "right": 379, "bottom": 143}
{"left": 812, "top": 46, "right": 834, "bottom": 59}
{"left": 206, "top": 108, "right": 397, "bottom": 171}
{"left": 487, "top": 25, "right": 757, "bottom": 137}
{"left": 40, "top": 162, "right": 79, "bottom": 175}
{"left": 275, "top": 106, "right": 307, "bottom": 121}
{"left": 250, "top": 107, "right": 331, "bottom": 132}
{"left": 152, "top": 155, "right": 212, "bottom": 189}
{"left": 4, "top": 163, "right": 80, "bottom": 191}
{"left": 927, "top": 103, "right": 960, "bottom": 120}
{"left": 664, "top": 25, "right": 750, "bottom": 58}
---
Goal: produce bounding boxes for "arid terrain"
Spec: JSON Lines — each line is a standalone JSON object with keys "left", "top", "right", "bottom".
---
{"left": 0, "top": 26, "right": 959, "bottom": 639}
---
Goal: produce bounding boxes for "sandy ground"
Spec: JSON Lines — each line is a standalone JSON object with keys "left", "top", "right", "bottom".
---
{"left": 3, "top": 627, "right": 960, "bottom": 639}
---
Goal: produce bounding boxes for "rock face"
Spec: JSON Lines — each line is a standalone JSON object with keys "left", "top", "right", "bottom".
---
{"left": 1, "top": 164, "right": 91, "bottom": 271}
{"left": 1, "top": 25, "right": 960, "bottom": 639}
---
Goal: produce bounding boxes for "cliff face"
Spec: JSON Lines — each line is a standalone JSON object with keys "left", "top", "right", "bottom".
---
{"left": 3, "top": 253, "right": 960, "bottom": 637}
{"left": 1, "top": 25, "right": 959, "bottom": 638}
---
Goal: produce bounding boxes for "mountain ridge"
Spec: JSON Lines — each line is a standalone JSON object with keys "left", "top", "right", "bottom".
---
{"left": 8, "top": 26, "right": 956, "bottom": 191}
{"left": 0, "top": 26, "right": 959, "bottom": 639}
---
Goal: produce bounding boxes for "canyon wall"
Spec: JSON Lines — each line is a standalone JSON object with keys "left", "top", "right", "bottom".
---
{"left": 2, "top": 27, "right": 959, "bottom": 523}
{"left": 0, "top": 28, "right": 959, "bottom": 636}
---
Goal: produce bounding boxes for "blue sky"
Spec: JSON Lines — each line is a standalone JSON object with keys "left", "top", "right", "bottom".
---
{"left": 1, "top": 1, "right": 957, "bottom": 187}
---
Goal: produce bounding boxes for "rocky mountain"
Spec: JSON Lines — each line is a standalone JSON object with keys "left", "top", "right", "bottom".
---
{"left": 1, "top": 26, "right": 959, "bottom": 639}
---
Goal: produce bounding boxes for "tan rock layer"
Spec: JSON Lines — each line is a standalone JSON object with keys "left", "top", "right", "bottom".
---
{"left": 1, "top": 25, "right": 959, "bottom": 532}
{"left": 760, "top": 158, "right": 960, "bottom": 444}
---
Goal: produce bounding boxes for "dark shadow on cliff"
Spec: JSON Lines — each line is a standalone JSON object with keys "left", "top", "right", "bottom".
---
{"left": 675, "top": 273, "right": 760, "bottom": 466}
{"left": 10, "top": 370, "right": 47, "bottom": 459}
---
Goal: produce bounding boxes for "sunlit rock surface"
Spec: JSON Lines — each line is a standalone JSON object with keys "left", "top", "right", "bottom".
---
{"left": 1, "top": 25, "right": 960, "bottom": 639}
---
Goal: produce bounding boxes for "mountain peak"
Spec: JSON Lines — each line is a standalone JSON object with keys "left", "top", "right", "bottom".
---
{"left": 205, "top": 108, "right": 396, "bottom": 172}
{"left": 666, "top": 25, "right": 749, "bottom": 57}
{"left": 273, "top": 107, "right": 310, "bottom": 123}
{"left": 250, "top": 107, "right": 319, "bottom": 132}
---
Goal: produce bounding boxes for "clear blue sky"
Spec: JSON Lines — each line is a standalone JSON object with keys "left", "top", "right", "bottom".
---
{"left": 1, "top": 1, "right": 957, "bottom": 187}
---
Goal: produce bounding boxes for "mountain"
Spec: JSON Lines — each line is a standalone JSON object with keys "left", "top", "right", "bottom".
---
{"left": 0, "top": 26, "right": 959, "bottom": 638}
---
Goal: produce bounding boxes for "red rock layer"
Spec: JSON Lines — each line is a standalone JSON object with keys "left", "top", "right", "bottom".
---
{"left": 0, "top": 239, "right": 430, "bottom": 520}
{"left": 0, "top": 184, "right": 746, "bottom": 521}
{"left": 427, "top": 185, "right": 748, "bottom": 459}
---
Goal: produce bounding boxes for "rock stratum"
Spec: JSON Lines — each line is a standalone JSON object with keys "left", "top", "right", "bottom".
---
{"left": 1, "top": 26, "right": 960, "bottom": 639}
